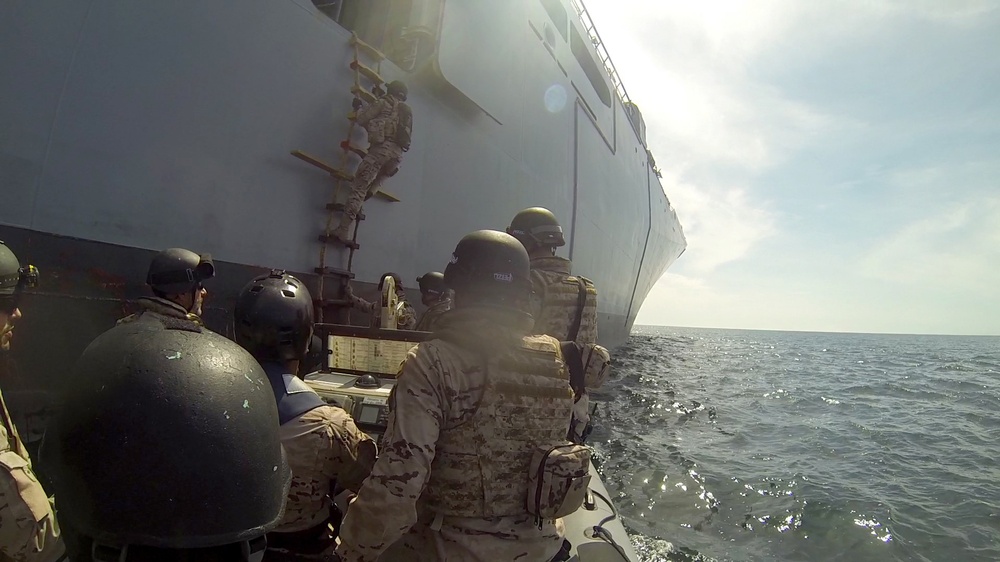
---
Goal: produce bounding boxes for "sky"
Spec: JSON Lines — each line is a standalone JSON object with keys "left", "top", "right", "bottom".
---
{"left": 585, "top": 0, "right": 1000, "bottom": 336}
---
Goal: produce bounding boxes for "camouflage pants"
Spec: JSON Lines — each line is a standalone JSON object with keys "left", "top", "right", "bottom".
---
{"left": 344, "top": 142, "right": 403, "bottom": 220}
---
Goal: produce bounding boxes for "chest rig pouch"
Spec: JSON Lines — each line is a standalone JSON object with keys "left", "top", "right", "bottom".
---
{"left": 527, "top": 442, "right": 591, "bottom": 524}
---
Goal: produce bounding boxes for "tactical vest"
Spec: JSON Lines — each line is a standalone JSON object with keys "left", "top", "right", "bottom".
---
{"left": 533, "top": 274, "right": 598, "bottom": 345}
{"left": 0, "top": 392, "right": 52, "bottom": 534}
{"left": 414, "top": 299, "right": 451, "bottom": 332}
{"left": 0, "top": 394, "right": 28, "bottom": 460}
{"left": 262, "top": 363, "right": 326, "bottom": 425}
{"left": 423, "top": 335, "right": 574, "bottom": 518}
{"left": 367, "top": 97, "right": 399, "bottom": 146}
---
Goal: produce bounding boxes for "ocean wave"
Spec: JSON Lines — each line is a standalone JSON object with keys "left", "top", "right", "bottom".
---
{"left": 600, "top": 328, "right": 1000, "bottom": 561}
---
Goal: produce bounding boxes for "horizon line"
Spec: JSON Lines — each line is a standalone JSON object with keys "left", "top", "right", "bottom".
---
{"left": 633, "top": 324, "right": 1000, "bottom": 338}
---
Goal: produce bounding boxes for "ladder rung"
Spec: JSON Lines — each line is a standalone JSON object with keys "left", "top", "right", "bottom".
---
{"left": 350, "top": 60, "right": 383, "bottom": 84}
{"left": 373, "top": 189, "right": 400, "bottom": 203}
{"left": 350, "top": 33, "right": 385, "bottom": 61}
{"left": 314, "top": 267, "right": 355, "bottom": 279}
{"left": 291, "top": 150, "right": 353, "bottom": 182}
{"left": 350, "top": 86, "right": 377, "bottom": 105}
{"left": 326, "top": 203, "right": 365, "bottom": 220}
{"left": 314, "top": 299, "right": 352, "bottom": 308}
{"left": 318, "top": 234, "right": 360, "bottom": 250}
{"left": 339, "top": 140, "right": 367, "bottom": 158}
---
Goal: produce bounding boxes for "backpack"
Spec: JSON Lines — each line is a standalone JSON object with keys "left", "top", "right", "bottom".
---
{"left": 395, "top": 102, "right": 412, "bottom": 151}
{"left": 561, "top": 278, "right": 611, "bottom": 394}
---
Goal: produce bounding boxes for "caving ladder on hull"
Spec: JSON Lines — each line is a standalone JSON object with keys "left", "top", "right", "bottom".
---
{"left": 290, "top": 33, "right": 399, "bottom": 323}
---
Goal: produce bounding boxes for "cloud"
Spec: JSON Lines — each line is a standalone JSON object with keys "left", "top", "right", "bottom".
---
{"left": 880, "top": 0, "right": 998, "bottom": 22}
{"left": 589, "top": 1, "right": 841, "bottom": 176}
{"left": 635, "top": 272, "right": 726, "bottom": 327}
{"left": 661, "top": 171, "right": 778, "bottom": 275}
{"left": 588, "top": 0, "right": 1000, "bottom": 334}
{"left": 859, "top": 196, "right": 1000, "bottom": 294}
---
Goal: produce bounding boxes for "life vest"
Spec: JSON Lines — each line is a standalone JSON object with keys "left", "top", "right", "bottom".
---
{"left": 261, "top": 363, "right": 326, "bottom": 425}
{"left": 423, "top": 335, "right": 574, "bottom": 517}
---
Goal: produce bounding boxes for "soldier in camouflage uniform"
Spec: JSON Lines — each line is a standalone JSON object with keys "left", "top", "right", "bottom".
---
{"left": 41, "top": 310, "right": 291, "bottom": 562}
{"left": 0, "top": 242, "right": 63, "bottom": 562}
{"left": 345, "top": 273, "right": 416, "bottom": 330}
{"left": 117, "top": 247, "right": 215, "bottom": 327}
{"left": 507, "top": 208, "right": 600, "bottom": 443}
{"left": 413, "top": 272, "right": 451, "bottom": 332}
{"left": 234, "top": 271, "right": 376, "bottom": 562}
{"left": 332, "top": 80, "right": 413, "bottom": 242}
{"left": 336, "top": 230, "right": 574, "bottom": 562}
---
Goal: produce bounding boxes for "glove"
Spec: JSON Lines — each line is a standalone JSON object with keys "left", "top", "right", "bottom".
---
{"left": 352, "top": 97, "right": 363, "bottom": 110}
{"left": 334, "top": 489, "right": 357, "bottom": 515}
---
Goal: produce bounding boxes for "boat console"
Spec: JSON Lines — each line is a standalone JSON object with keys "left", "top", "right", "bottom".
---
{"left": 303, "top": 323, "right": 430, "bottom": 440}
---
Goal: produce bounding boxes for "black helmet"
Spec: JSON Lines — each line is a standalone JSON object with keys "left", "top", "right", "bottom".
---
{"left": 416, "top": 272, "right": 446, "bottom": 297}
{"left": 146, "top": 248, "right": 215, "bottom": 295}
{"left": 234, "top": 270, "right": 314, "bottom": 363}
{"left": 443, "top": 230, "right": 531, "bottom": 309}
{"left": 386, "top": 80, "right": 408, "bottom": 101}
{"left": 0, "top": 241, "right": 39, "bottom": 313}
{"left": 506, "top": 207, "right": 566, "bottom": 249}
{"left": 42, "top": 320, "right": 290, "bottom": 554}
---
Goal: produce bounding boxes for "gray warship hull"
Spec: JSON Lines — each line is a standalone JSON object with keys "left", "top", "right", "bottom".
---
{"left": 0, "top": 0, "right": 686, "bottom": 388}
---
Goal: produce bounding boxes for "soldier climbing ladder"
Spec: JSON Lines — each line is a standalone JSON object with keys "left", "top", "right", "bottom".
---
{"left": 291, "top": 33, "right": 406, "bottom": 324}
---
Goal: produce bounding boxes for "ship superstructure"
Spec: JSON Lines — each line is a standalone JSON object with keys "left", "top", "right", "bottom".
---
{"left": 0, "top": 0, "right": 685, "bottom": 388}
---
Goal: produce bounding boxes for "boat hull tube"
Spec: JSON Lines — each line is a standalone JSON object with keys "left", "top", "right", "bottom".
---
{"left": 0, "top": 1, "right": 684, "bottom": 392}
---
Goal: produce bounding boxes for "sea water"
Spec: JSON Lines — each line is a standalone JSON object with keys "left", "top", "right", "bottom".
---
{"left": 594, "top": 327, "right": 1000, "bottom": 562}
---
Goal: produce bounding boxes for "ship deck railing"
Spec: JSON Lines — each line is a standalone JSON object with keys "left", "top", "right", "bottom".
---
{"left": 571, "top": 0, "right": 640, "bottom": 137}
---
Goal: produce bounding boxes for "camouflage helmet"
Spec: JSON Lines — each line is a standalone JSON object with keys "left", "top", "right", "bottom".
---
{"left": 444, "top": 230, "right": 531, "bottom": 309}
{"left": 416, "top": 272, "right": 446, "bottom": 297}
{"left": 42, "top": 319, "right": 291, "bottom": 555}
{"left": 506, "top": 207, "right": 566, "bottom": 249}
{"left": 386, "top": 80, "right": 408, "bottom": 101}
{"left": 146, "top": 248, "right": 215, "bottom": 295}
{"left": 234, "top": 270, "right": 314, "bottom": 363}
{"left": 0, "top": 241, "right": 39, "bottom": 313}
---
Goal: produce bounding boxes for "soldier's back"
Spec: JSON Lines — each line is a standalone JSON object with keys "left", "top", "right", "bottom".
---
{"left": 275, "top": 405, "right": 375, "bottom": 534}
